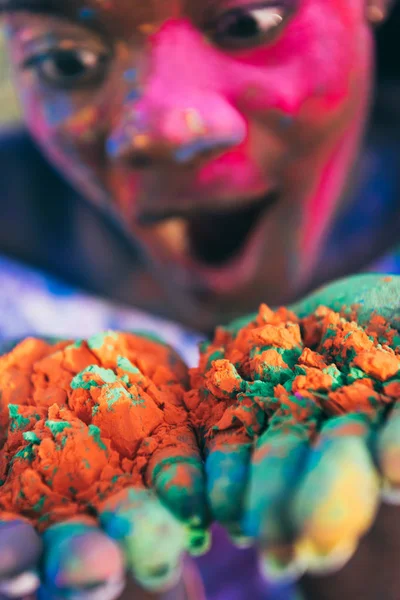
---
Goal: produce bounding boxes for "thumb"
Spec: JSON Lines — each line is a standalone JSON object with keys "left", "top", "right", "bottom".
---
{"left": 291, "top": 274, "right": 400, "bottom": 327}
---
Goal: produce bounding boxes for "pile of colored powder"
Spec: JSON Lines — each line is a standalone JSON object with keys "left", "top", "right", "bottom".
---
{"left": 185, "top": 303, "right": 400, "bottom": 449}
{"left": 0, "top": 331, "right": 192, "bottom": 530}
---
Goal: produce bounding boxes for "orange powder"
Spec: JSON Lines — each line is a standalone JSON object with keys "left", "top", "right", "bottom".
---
{"left": 186, "top": 304, "right": 400, "bottom": 450}
{"left": 0, "top": 332, "right": 191, "bottom": 530}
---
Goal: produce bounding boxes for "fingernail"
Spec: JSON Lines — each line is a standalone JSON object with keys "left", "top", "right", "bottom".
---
{"left": 227, "top": 524, "right": 253, "bottom": 549}
{"left": 259, "top": 548, "right": 304, "bottom": 584}
{"left": 134, "top": 561, "right": 183, "bottom": 593}
{"left": 295, "top": 537, "right": 357, "bottom": 575}
{"left": 185, "top": 527, "right": 211, "bottom": 556}
{"left": 0, "top": 571, "right": 40, "bottom": 597}
{"left": 228, "top": 533, "right": 254, "bottom": 549}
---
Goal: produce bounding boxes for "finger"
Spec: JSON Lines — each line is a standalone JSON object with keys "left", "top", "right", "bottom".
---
{"left": 0, "top": 339, "right": 22, "bottom": 356}
{"left": 292, "top": 414, "right": 380, "bottom": 575}
{"left": 201, "top": 438, "right": 252, "bottom": 548}
{"left": 38, "top": 579, "right": 125, "bottom": 600}
{"left": 41, "top": 519, "right": 125, "bottom": 599}
{"left": 247, "top": 433, "right": 309, "bottom": 583}
{"left": 0, "top": 517, "right": 42, "bottom": 597}
{"left": 99, "top": 487, "right": 186, "bottom": 593}
{"left": 244, "top": 407, "right": 318, "bottom": 541}
{"left": 185, "top": 353, "right": 257, "bottom": 532}
{"left": 299, "top": 502, "right": 400, "bottom": 600}
{"left": 198, "top": 355, "right": 263, "bottom": 528}
{"left": 291, "top": 274, "right": 400, "bottom": 327}
{"left": 205, "top": 435, "right": 252, "bottom": 531}
{"left": 146, "top": 429, "right": 210, "bottom": 556}
{"left": 378, "top": 401, "right": 400, "bottom": 503}
{"left": 0, "top": 336, "right": 67, "bottom": 357}
{"left": 244, "top": 398, "right": 321, "bottom": 582}
{"left": 188, "top": 320, "right": 302, "bottom": 537}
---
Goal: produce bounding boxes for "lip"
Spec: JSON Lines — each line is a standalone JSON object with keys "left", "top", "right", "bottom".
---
{"left": 142, "top": 190, "right": 279, "bottom": 295}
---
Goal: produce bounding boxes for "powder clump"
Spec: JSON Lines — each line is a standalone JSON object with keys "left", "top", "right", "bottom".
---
{"left": 0, "top": 332, "right": 190, "bottom": 530}
{"left": 186, "top": 303, "right": 400, "bottom": 448}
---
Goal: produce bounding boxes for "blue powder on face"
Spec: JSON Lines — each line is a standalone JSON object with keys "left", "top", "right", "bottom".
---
{"left": 124, "top": 69, "right": 137, "bottom": 83}
{"left": 125, "top": 90, "right": 141, "bottom": 103}
{"left": 43, "top": 98, "right": 74, "bottom": 128}
{"left": 106, "top": 137, "right": 120, "bottom": 157}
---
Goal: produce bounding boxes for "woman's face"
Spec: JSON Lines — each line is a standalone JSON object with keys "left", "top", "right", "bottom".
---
{"left": 4, "top": 0, "right": 375, "bottom": 327}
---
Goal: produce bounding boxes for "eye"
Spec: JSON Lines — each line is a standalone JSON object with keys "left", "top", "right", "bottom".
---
{"left": 209, "top": 4, "right": 289, "bottom": 50}
{"left": 22, "top": 48, "right": 109, "bottom": 90}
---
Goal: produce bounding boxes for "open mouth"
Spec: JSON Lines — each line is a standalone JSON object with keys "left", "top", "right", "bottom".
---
{"left": 187, "top": 191, "right": 279, "bottom": 267}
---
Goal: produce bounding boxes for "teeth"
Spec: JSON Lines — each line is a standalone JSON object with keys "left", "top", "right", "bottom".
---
{"left": 153, "top": 219, "right": 189, "bottom": 256}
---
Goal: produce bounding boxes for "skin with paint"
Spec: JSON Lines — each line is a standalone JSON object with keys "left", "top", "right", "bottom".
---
{"left": 0, "top": 333, "right": 207, "bottom": 600}
{"left": 293, "top": 275, "right": 400, "bottom": 600}
{"left": 0, "top": 332, "right": 206, "bottom": 533}
{"left": 0, "top": 0, "right": 398, "bottom": 333}
{"left": 189, "top": 274, "right": 400, "bottom": 600}
{"left": 2, "top": 280, "right": 399, "bottom": 600}
{"left": 0, "top": 0, "right": 398, "bottom": 599}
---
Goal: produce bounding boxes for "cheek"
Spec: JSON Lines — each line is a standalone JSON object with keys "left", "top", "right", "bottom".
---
{"left": 221, "top": 0, "right": 370, "bottom": 125}
{"left": 24, "top": 92, "right": 100, "bottom": 156}
{"left": 107, "top": 167, "right": 140, "bottom": 217}
{"left": 18, "top": 79, "right": 111, "bottom": 195}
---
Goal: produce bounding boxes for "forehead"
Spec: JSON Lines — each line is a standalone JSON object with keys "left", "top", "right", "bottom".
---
{"left": 1, "top": 0, "right": 199, "bottom": 28}
{"left": 2, "top": 0, "right": 354, "bottom": 39}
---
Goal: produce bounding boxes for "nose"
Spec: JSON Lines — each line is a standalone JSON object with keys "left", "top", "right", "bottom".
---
{"left": 106, "top": 20, "right": 247, "bottom": 168}
{"left": 107, "top": 106, "right": 246, "bottom": 168}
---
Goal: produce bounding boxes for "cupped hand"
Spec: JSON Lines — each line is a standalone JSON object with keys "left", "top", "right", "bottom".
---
{"left": 0, "top": 484, "right": 204, "bottom": 600}
{"left": 187, "top": 274, "right": 400, "bottom": 599}
{"left": 242, "top": 274, "right": 400, "bottom": 598}
{"left": 0, "top": 336, "right": 209, "bottom": 600}
{"left": 0, "top": 468, "right": 206, "bottom": 600}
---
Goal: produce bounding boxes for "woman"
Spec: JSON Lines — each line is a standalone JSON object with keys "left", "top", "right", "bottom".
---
{"left": 0, "top": 1, "right": 399, "bottom": 598}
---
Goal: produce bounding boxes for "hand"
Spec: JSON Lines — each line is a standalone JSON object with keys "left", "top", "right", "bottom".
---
{"left": 187, "top": 274, "right": 400, "bottom": 595}
{"left": 0, "top": 336, "right": 209, "bottom": 600}
{"left": 243, "top": 274, "right": 400, "bottom": 596}
{"left": 299, "top": 502, "right": 400, "bottom": 600}
{"left": 297, "top": 274, "right": 400, "bottom": 600}
{"left": 0, "top": 489, "right": 203, "bottom": 600}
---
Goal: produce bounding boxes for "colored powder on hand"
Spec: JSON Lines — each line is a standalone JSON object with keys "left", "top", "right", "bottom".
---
{"left": 0, "top": 332, "right": 191, "bottom": 530}
{"left": 186, "top": 303, "right": 400, "bottom": 451}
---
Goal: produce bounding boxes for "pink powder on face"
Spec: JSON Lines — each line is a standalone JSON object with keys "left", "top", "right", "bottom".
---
{"left": 4, "top": 0, "right": 375, "bottom": 325}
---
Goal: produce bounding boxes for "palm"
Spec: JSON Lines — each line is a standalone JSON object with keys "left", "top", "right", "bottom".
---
{"left": 293, "top": 275, "right": 400, "bottom": 600}
{"left": 0, "top": 335, "right": 208, "bottom": 600}
{"left": 189, "top": 274, "right": 400, "bottom": 599}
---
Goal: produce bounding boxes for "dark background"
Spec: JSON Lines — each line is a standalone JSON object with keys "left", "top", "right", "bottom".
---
{"left": 377, "top": 2, "right": 400, "bottom": 79}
